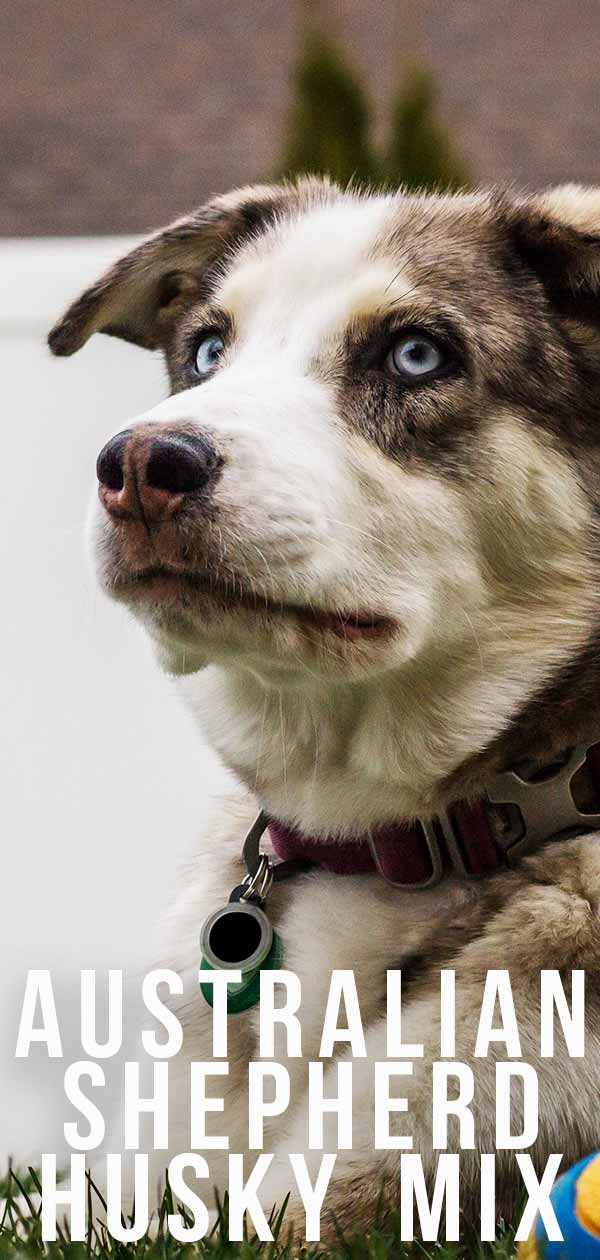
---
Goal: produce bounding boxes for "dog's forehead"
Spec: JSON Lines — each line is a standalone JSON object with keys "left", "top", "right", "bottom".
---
{"left": 216, "top": 196, "right": 410, "bottom": 327}
{"left": 214, "top": 191, "right": 501, "bottom": 335}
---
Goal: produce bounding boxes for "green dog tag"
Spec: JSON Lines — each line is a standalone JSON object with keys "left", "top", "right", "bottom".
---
{"left": 200, "top": 928, "right": 283, "bottom": 1013}
{"left": 199, "top": 898, "right": 283, "bottom": 1013}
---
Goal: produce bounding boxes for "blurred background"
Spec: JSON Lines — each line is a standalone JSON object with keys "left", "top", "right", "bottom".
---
{"left": 5, "top": 0, "right": 600, "bottom": 237}
{"left": 2, "top": 0, "right": 600, "bottom": 1168}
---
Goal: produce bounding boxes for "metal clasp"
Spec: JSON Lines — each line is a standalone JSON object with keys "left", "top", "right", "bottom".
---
{"left": 369, "top": 823, "right": 444, "bottom": 890}
{"left": 234, "top": 852, "right": 275, "bottom": 907}
{"left": 485, "top": 743, "right": 600, "bottom": 866}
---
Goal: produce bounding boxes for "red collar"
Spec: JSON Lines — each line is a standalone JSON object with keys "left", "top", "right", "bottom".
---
{"left": 268, "top": 740, "right": 600, "bottom": 890}
{"left": 269, "top": 800, "right": 500, "bottom": 888}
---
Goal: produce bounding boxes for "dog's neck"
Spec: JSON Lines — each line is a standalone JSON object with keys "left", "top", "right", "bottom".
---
{"left": 180, "top": 625, "right": 600, "bottom": 838}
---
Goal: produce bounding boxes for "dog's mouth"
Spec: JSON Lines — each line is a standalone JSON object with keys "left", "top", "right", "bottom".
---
{"left": 112, "top": 566, "right": 395, "bottom": 641}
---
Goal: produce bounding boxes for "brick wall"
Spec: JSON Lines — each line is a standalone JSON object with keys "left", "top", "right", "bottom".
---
{"left": 3, "top": 0, "right": 600, "bottom": 235}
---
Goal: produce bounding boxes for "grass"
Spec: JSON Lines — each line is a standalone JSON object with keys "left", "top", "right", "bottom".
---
{"left": 0, "top": 1169, "right": 519, "bottom": 1260}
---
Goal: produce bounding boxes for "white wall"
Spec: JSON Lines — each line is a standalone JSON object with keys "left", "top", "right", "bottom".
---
{"left": 0, "top": 240, "right": 228, "bottom": 1162}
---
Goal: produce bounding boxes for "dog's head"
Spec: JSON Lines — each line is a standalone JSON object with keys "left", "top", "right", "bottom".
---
{"left": 49, "top": 180, "right": 600, "bottom": 712}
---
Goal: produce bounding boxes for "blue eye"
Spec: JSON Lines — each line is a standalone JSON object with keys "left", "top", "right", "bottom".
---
{"left": 386, "top": 334, "right": 445, "bottom": 379}
{"left": 194, "top": 333, "right": 225, "bottom": 378}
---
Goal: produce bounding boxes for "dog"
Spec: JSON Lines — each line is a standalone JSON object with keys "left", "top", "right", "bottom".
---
{"left": 49, "top": 178, "right": 600, "bottom": 1241}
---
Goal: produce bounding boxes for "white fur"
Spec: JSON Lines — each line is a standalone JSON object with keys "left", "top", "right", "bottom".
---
{"left": 84, "top": 188, "right": 600, "bottom": 1236}
{"left": 92, "top": 198, "right": 596, "bottom": 830}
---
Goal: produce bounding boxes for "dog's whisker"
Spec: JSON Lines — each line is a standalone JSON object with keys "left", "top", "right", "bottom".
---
{"left": 461, "top": 608, "right": 485, "bottom": 674}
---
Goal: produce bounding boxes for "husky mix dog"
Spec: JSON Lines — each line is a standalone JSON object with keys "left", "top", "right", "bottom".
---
{"left": 50, "top": 179, "right": 600, "bottom": 1239}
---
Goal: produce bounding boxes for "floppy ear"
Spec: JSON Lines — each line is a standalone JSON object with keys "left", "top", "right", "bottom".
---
{"left": 48, "top": 184, "right": 290, "bottom": 356}
{"left": 509, "top": 185, "right": 600, "bottom": 324}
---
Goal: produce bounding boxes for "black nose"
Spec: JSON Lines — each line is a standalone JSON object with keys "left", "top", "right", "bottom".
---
{"left": 96, "top": 429, "right": 130, "bottom": 491}
{"left": 145, "top": 433, "right": 220, "bottom": 494}
{"left": 96, "top": 428, "right": 222, "bottom": 523}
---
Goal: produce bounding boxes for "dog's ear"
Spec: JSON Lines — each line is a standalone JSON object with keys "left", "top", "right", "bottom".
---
{"left": 509, "top": 186, "right": 600, "bottom": 324}
{"left": 48, "top": 184, "right": 291, "bottom": 356}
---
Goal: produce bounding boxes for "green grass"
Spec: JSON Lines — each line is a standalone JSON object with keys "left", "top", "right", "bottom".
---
{"left": 0, "top": 1168, "right": 518, "bottom": 1260}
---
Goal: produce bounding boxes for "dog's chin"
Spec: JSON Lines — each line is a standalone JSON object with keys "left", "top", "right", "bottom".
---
{"left": 102, "top": 565, "right": 401, "bottom": 679}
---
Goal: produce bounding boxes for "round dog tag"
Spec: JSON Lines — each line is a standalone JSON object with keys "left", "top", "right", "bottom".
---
{"left": 199, "top": 902, "right": 282, "bottom": 1013}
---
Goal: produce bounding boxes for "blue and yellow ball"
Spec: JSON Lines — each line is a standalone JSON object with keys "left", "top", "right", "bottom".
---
{"left": 519, "top": 1152, "right": 600, "bottom": 1258}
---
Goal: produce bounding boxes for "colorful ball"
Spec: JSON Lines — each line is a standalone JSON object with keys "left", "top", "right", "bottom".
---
{"left": 519, "top": 1152, "right": 600, "bottom": 1258}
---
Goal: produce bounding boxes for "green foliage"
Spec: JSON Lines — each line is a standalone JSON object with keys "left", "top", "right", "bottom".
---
{"left": 279, "top": 33, "right": 380, "bottom": 186}
{"left": 279, "top": 34, "right": 470, "bottom": 193}
{"left": 385, "top": 64, "right": 470, "bottom": 192}
{"left": 0, "top": 1166, "right": 517, "bottom": 1260}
